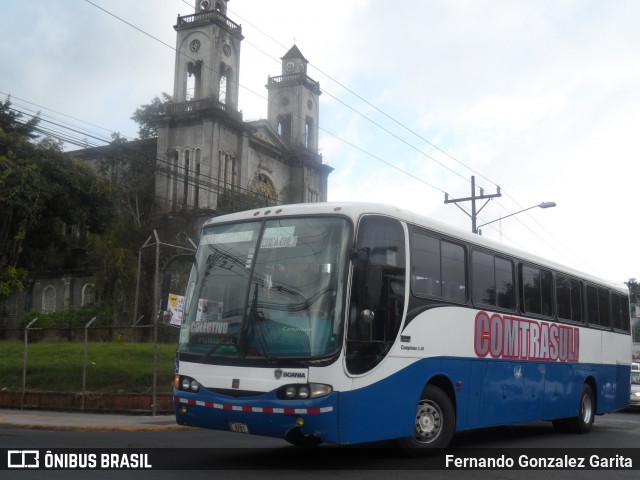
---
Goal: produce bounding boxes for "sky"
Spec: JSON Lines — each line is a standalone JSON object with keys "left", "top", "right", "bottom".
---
{"left": 1, "top": 0, "right": 639, "bottom": 285}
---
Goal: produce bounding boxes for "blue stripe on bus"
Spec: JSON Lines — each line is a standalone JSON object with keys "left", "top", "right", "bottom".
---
{"left": 174, "top": 357, "right": 630, "bottom": 445}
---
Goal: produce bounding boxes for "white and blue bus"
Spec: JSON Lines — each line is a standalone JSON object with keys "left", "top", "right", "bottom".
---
{"left": 170, "top": 202, "right": 631, "bottom": 453}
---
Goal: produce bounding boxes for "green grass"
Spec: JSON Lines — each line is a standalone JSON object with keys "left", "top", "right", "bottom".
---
{"left": 0, "top": 341, "right": 176, "bottom": 394}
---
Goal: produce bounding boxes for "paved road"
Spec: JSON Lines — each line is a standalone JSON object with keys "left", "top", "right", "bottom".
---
{"left": 1, "top": 408, "right": 639, "bottom": 479}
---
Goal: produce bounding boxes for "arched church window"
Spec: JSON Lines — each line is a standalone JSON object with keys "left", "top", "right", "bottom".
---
{"left": 305, "top": 117, "right": 314, "bottom": 149}
{"left": 277, "top": 114, "right": 292, "bottom": 143}
{"left": 219, "top": 64, "right": 228, "bottom": 105}
{"left": 42, "top": 285, "right": 56, "bottom": 313}
{"left": 186, "top": 61, "right": 202, "bottom": 101}
{"left": 224, "top": 152, "right": 231, "bottom": 188}
{"left": 250, "top": 173, "right": 277, "bottom": 205}
{"left": 183, "top": 149, "right": 191, "bottom": 206}
{"left": 171, "top": 149, "right": 180, "bottom": 209}
{"left": 194, "top": 148, "right": 201, "bottom": 207}
{"left": 82, "top": 283, "right": 95, "bottom": 306}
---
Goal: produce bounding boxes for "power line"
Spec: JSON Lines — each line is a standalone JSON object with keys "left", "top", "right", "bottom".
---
{"left": 4, "top": 103, "right": 278, "bottom": 210}
{"left": 11, "top": 3, "right": 586, "bottom": 271}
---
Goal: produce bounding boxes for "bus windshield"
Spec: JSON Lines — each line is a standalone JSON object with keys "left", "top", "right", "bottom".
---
{"left": 178, "top": 216, "right": 350, "bottom": 362}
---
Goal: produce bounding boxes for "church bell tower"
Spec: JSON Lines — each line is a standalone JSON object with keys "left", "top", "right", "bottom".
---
{"left": 173, "top": 0, "right": 243, "bottom": 110}
{"left": 266, "top": 45, "right": 321, "bottom": 153}
{"left": 156, "top": 0, "right": 245, "bottom": 217}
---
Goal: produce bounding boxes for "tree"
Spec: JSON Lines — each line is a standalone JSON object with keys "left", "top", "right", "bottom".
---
{"left": 626, "top": 278, "right": 639, "bottom": 303}
{"left": 94, "top": 133, "right": 156, "bottom": 229}
{"left": 0, "top": 96, "right": 39, "bottom": 141}
{"left": 0, "top": 96, "right": 115, "bottom": 301}
{"left": 130, "top": 92, "right": 172, "bottom": 139}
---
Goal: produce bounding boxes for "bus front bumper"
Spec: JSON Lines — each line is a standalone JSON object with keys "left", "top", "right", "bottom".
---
{"left": 173, "top": 389, "right": 339, "bottom": 444}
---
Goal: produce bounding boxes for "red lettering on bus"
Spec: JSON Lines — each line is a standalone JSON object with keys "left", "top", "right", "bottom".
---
{"left": 473, "top": 311, "right": 579, "bottom": 362}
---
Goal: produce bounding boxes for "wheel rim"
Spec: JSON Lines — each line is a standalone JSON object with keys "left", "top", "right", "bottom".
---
{"left": 413, "top": 399, "right": 442, "bottom": 444}
{"left": 581, "top": 392, "right": 593, "bottom": 424}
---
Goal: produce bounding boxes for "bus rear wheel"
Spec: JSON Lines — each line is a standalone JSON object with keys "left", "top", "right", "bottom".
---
{"left": 569, "top": 383, "right": 595, "bottom": 434}
{"left": 553, "top": 383, "right": 595, "bottom": 434}
{"left": 399, "top": 385, "right": 455, "bottom": 455}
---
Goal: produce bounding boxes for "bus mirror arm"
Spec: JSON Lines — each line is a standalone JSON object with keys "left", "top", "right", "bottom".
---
{"left": 350, "top": 246, "right": 369, "bottom": 260}
{"left": 160, "top": 271, "right": 172, "bottom": 311}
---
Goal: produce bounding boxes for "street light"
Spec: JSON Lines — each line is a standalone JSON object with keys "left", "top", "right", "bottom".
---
{"left": 476, "top": 202, "right": 556, "bottom": 234}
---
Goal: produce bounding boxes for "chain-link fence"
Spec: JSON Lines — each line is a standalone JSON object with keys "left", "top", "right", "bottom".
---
{"left": 0, "top": 319, "right": 179, "bottom": 415}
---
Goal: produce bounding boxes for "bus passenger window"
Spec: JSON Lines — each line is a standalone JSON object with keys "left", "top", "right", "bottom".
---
{"left": 618, "top": 295, "right": 631, "bottom": 332}
{"left": 611, "top": 293, "right": 624, "bottom": 330}
{"left": 556, "top": 275, "right": 583, "bottom": 323}
{"left": 586, "top": 285, "right": 599, "bottom": 326}
{"left": 587, "top": 285, "right": 611, "bottom": 327}
{"left": 347, "top": 216, "right": 406, "bottom": 375}
{"left": 472, "top": 250, "right": 514, "bottom": 310}
{"left": 411, "top": 231, "right": 466, "bottom": 302}
{"left": 598, "top": 288, "right": 611, "bottom": 328}
{"left": 521, "top": 265, "right": 553, "bottom": 317}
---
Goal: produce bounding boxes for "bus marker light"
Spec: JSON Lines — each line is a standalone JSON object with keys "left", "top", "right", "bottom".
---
{"left": 296, "top": 417, "right": 304, "bottom": 428}
{"left": 179, "top": 405, "right": 188, "bottom": 415}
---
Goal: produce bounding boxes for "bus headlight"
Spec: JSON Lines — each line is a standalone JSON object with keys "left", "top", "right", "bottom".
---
{"left": 277, "top": 383, "right": 332, "bottom": 400}
{"left": 285, "top": 385, "right": 297, "bottom": 399}
{"left": 175, "top": 375, "right": 200, "bottom": 392}
{"left": 297, "top": 385, "right": 310, "bottom": 399}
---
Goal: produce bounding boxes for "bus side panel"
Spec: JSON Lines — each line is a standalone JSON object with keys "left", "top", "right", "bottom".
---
{"left": 338, "top": 363, "right": 422, "bottom": 444}
{"left": 608, "top": 363, "right": 631, "bottom": 413}
{"left": 542, "top": 362, "right": 581, "bottom": 419}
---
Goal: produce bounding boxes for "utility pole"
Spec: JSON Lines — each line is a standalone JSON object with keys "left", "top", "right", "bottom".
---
{"left": 444, "top": 176, "right": 502, "bottom": 234}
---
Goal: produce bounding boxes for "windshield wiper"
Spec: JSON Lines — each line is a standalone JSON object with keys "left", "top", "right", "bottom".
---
{"left": 248, "top": 284, "right": 275, "bottom": 364}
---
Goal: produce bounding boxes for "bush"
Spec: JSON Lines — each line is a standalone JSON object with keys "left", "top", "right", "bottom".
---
{"left": 17, "top": 305, "right": 115, "bottom": 342}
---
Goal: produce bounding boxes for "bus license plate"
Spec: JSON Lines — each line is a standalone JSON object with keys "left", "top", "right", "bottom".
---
{"left": 228, "top": 422, "right": 249, "bottom": 434}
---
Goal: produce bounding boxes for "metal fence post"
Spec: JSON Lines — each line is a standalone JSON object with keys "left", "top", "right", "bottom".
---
{"left": 81, "top": 317, "right": 97, "bottom": 411}
{"left": 152, "top": 229, "right": 160, "bottom": 416}
{"left": 21, "top": 318, "right": 38, "bottom": 410}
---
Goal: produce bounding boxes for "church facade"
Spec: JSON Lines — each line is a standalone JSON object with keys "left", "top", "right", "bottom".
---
{"left": 154, "top": 0, "right": 332, "bottom": 222}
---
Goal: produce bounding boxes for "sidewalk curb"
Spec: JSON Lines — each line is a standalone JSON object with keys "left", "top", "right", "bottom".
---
{"left": 0, "top": 408, "right": 192, "bottom": 432}
{"left": 0, "top": 422, "right": 192, "bottom": 432}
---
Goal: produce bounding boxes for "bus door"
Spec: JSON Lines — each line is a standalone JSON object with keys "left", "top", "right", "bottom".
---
{"left": 346, "top": 215, "right": 406, "bottom": 375}
{"left": 340, "top": 215, "right": 410, "bottom": 443}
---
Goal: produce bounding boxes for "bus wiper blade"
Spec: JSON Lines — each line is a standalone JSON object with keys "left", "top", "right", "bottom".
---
{"left": 249, "top": 284, "right": 275, "bottom": 364}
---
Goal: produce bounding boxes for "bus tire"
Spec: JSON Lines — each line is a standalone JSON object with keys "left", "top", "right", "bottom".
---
{"left": 399, "top": 385, "right": 455, "bottom": 455}
{"left": 568, "top": 383, "right": 595, "bottom": 434}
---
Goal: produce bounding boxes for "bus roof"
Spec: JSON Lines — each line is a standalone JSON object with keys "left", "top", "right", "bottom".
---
{"left": 202, "top": 202, "right": 627, "bottom": 293}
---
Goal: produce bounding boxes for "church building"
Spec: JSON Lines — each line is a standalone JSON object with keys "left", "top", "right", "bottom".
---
{"left": 2, "top": 0, "right": 332, "bottom": 324}
{"left": 155, "top": 0, "right": 332, "bottom": 224}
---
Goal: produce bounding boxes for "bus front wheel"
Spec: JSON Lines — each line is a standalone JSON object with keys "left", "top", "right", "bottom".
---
{"left": 399, "top": 385, "right": 455, "bottom": 455}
